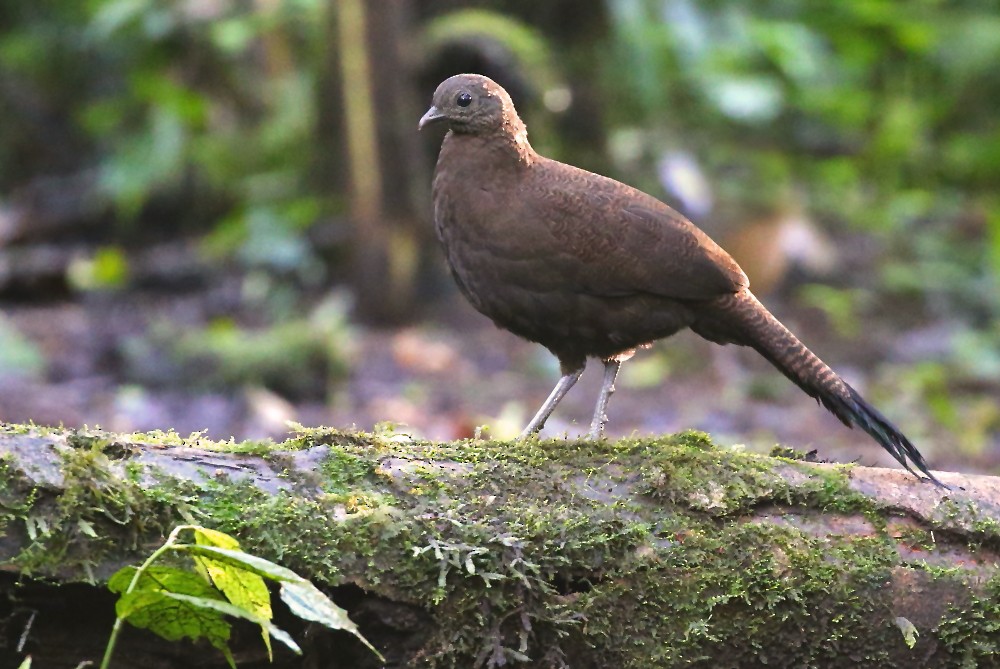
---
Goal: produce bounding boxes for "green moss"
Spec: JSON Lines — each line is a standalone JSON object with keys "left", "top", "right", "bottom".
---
{"left": 1, "top": 422, "right": 59, "bottom": 436}
{"left": 0, "top": 455, "right": 36, "bottom": 537}
{"left": 8, "top": 435, "right": 178, "bottom": 579}
{"left": 179, "top": 475, "right": 421, "bottom": 598}
{"left": 579, "top": 525, "right": 902, "bottom": 667}
{"left": 2, "top": 423, "right": 999, "bottom": 667}
{"left": 630, "top": 431, "right": 786, "bottom": 514}
{"left": 936, "top": 573, "right": 1000, "bottom": 666}
{"left": 891, "top": 523, "right": 937, "bottom": 553}
{"left": 319, "top": 447, "right": 378, "bottom": 494}
{"left": 769, "top": 444, "right": 810, "bottom": 460}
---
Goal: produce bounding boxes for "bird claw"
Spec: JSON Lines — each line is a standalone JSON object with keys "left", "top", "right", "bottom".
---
{"left": 518, "top": 426, "right": 540, "bottom": 441}
{"left": 588, "top": 414, "right": 607, "bottom": 440}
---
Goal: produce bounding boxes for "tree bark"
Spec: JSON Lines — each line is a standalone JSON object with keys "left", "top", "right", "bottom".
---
{"left": 1, "top": 424, "right": 999, "bottom": 668}
{"left": 334, "top": 0, "right": 423, "bottom": 325}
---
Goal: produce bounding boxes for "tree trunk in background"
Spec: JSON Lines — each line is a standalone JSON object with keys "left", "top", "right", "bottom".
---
{"left": 334, "top": 0, "right": 423, "bottom": 325}
{"left": 2, "top": 425, "right": 1000, "bottom": 668}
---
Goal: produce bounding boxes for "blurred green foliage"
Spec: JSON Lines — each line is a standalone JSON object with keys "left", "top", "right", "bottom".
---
{"left": 68, "top": 246, "right": 130, "bottom": 291}
{"left": 598, "top": 1, "right": 1000, "bottom": 455}
{"left": 0, "top": 316, "right": 44, "bottom": 379}
{"left": 2, "top": 0, "right": 327, "bottom": 272}
{"left": 2, "top": 1, "right": 1000, "bottom": 451}
{"left": 126, "top": 294, "right": 354, "bottom": 398}
{"left": 423, "top": 10, "right": 556, "bottom": 86}
{"left": 7, "top": 0, "right": 999, "bottom": 310}
{"left": 603, "top": 1, "right": 1000, "bottom": 316}
{"left": 796, "top": 284, "right": 869, "bottom": 339}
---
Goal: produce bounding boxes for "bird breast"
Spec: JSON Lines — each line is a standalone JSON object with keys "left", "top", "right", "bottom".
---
{"left": 431, "top": 165, "right": 690, "bottom": 359}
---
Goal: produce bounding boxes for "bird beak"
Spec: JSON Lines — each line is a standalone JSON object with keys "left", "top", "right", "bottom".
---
{"left": 419, "top": 105, "right": 445, "bottom": 130}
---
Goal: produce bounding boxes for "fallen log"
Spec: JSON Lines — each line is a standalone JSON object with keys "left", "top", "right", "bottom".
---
{"left": 0, "top": 424, "right": 998, "bottom": 668}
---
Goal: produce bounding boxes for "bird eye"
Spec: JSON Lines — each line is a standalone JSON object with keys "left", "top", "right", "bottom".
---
{"left": 456, "top": 92, "right": 472, "bottom": 107}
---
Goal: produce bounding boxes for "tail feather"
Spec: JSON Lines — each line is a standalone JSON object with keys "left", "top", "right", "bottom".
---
{"left": 694, "top": 290, "right": 945, "bottom": 488}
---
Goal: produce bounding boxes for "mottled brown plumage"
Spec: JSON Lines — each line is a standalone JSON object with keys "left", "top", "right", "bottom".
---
{"left": 420, "top": 73, "right": 942, "bottom": 486}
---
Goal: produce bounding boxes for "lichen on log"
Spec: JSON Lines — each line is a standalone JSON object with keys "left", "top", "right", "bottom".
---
{"left": 1, "top": 423, "right": 999, "bottom": 668}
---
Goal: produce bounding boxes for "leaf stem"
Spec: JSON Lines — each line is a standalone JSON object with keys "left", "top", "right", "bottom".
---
{"left": 98, "top": 525, "right": 195, "bottom": 669}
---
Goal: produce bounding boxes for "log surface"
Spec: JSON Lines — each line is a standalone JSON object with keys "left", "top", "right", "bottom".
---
{"left": 1, "top": 425, "right": 999, "bottom": 668}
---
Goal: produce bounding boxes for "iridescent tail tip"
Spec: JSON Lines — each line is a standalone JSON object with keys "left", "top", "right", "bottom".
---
{"left": 842, "top": 386, "right": 949, "bottom": 490}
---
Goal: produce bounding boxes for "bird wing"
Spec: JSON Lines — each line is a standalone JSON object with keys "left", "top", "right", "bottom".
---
{"left": 525, "top": 170, "right": 748, "bottom": 301}
{"left": 616, "top": 203, "right": 748, "bottom": 299}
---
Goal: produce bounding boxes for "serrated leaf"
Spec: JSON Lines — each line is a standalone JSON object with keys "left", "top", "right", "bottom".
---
{"left": 279, "top": 580, "right": 382, "bottom": 659}
{"left": 193, "top": 526, "right": 242, "bottom": 550}
{"left": 161, "top": 593, "right": 301, "bottom": 655}
{"left": 190, "top": 529, "right": 274, "bottom": 659}
{"left": 184, "top": 545, "right": 303, "bottom": 582}
{"left": 185, "top": 542, "right": 301, "bottom": 663}
{"left": 108, "top": 566, "right": 139, "bottom": 594}
{"left": 115, "top": 589, "right": 232, "bottom": 653}
{"left": 109, "top": 565, "right": 214, "bottom": 598}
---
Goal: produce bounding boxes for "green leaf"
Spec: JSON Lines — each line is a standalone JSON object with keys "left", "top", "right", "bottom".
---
{"left": 115, "top": 589, "right": 232, "bottom": 654}
{"left": 184, "top": 545, "right": 304, "bottom": 583}
{"left": 280, "top": 580, "right": 383, "bottom": 660}
{"left": 109, "top": 565, "right": 215, "bottom": 598}
{"left": 16, "top": 657, "right": 30, "bottom": 669}
{"left": 24, "top": 514, "right": 49, "bottom": 541}
{"left": 180, "top": 544, "right": 380, "bottom": 657}
{"left": 184, "top": 544, "right": 309, "bottom": 659}
{"left": 107, "top": 566, "right": 138, "bottom": 594}
{"left": 192, "top": 526, "right": 242, "bottom": 550}
{"left": 160, "top": 593, "right": 301, "bottom": 655}
{"left": 191, "top": 528, "right": 274, "bottom": 659}
{"left": 110, "top": 563, "right": 299, "bottom": 659}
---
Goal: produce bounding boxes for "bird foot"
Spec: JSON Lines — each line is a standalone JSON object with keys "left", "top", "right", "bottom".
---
{"left": 587, "top": 415, "right": 607, "bottom": 440}
{"left": 518, "top": 426, "right": 541, "bottom": 440}
{"left": 587, "top": 359, "right": 621, "bottom": 441}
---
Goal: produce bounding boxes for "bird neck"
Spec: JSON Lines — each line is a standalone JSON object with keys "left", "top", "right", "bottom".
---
{"left": 442, "top": 116, "right": 537, "bottom": 169}
{"left": 501, "top": 113, "right": 534, "bottom": 162}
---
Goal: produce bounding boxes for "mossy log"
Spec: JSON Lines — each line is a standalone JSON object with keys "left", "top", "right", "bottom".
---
{"left": 1, "top": 424, "right": 1000, "bottom": 668}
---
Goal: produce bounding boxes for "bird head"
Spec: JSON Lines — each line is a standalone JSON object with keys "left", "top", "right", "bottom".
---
{"left": 419, "top": 74, "right": 519, "bottom": 136}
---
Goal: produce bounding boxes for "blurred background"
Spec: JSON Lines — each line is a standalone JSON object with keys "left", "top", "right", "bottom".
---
{"left": 1, "top": 0, "right": 998, "bottom": 474}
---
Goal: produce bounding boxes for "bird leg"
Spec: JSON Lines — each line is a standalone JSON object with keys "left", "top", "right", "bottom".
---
{"left": 519, "top": 366, "right": 585, "bottom": 439}
{"left": 588, "top": 358, "right": 622, "bottom": 440}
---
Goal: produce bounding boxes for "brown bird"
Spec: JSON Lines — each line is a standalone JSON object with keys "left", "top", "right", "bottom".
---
{"left": 419, "top": 73, "right": 942, "bottom": 486}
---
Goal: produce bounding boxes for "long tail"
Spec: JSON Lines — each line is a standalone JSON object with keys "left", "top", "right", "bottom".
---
{"left": 692, "top": 290, "right": 945, "bottom": 487}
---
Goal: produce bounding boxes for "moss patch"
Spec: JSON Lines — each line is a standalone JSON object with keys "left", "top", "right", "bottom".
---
{"left": 1, "top": 424, "right": 998, "bottom": 667}
{"left": 936, "top": 573, "right": 1000, "bottom": 666}
{"left": 5, "top": 433, "right": 177, "bottom": 580}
